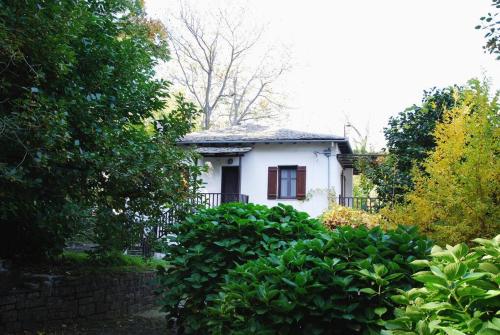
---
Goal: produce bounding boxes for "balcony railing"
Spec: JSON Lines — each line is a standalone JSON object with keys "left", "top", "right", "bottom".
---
{"left": 338, "top": 195, "right": 381, "bottom": 213}
{"left": 191, "top": 193, "right": 250, "bottom": 208}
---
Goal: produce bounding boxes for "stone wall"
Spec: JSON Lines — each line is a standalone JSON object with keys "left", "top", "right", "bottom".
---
{"left": 0, "top": 270, "right": 157, "bottom": 334}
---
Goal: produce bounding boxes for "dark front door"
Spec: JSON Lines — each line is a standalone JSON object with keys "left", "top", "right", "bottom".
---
{"left": 221, "top": 166, "right": 240, "bottom": 203}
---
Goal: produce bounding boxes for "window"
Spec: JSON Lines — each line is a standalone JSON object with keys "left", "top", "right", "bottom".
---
{"left": 268, "top": 166, "right": 306, "bottom": 200}
{"left": 279, "top": 166, "right": 297, "bottom": 199}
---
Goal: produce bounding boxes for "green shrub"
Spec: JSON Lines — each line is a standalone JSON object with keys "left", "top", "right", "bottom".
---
{"left": 157, "top": 202, "right": 324, "bottom": 334}
{"left": 382, "top": 235, "right": 500, "bottom": 335}
{"left": 321, "top": 205, "right": 382, "bottom": 230}
{"left": 0, "top": 0, "right": 200, "bottom": 261}
{"left": 208, "top": 225, "right": 432, "bottom": 334}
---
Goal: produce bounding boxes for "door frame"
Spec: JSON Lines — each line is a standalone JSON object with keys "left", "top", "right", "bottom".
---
{"left": 221, "top": 166, "right": 241, "bottom": 194}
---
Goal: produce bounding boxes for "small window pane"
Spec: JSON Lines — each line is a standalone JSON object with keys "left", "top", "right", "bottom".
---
{"left": 290, "top": 169, "right": 296, "bottom": 179}
{"left": 290, "top": 178, "right": 296, "bottom": 197}
{"left": 280, "top": 177, "right": 288, "bottom": 197}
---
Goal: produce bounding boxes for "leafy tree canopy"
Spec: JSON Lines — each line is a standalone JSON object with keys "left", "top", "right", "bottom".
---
{"left": 383, "top": 80, "right": 499, "bottom": 245}
{"left": 476, "top": 0, "right": 500, "bottom": 60}
{"left": 0, "top": 0, "right": 200, "bottom": 260}
{"left": 361, "top": 86, "right": 461, "bottom": 204}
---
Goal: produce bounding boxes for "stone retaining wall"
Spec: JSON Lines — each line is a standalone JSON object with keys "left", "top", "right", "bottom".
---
{"left": 0, "top": 270, "right": 157, "bottom": 334}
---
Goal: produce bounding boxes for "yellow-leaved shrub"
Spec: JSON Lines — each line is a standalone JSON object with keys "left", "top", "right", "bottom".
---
{"left": 383, "top": 81, "right": 500, "bottom": 245}
{"left": 321, "top": 205, "right": 381, "bottom": 230}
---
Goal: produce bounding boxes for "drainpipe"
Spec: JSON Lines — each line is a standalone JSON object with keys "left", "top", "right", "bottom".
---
{"left": 341, "top": 170, "right": 344, "bottom": 197}
{"left": 326, "top": 149, "right": 331, "bottom": 190}
{"left": 322, "top": 146, "right": 333, "bottom": 191}
{"left": 314, "top": 143, "right": 335, "bottom": 203}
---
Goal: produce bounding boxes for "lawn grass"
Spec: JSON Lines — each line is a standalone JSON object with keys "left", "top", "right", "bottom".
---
{"left": 58, "top": 251, "right": 167, "bottom": 273}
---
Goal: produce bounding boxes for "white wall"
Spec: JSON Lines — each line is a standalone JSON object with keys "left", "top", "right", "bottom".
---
{"left": 199, "top": 142, "right": 351, "bottom": 217}
{"left": 343, "top": 168, "right": 354, "bottom": 197}
{"left": 246, "top": 143, "right": 342, "bottom": 217}
{"left": 332, "top": 154, "right": 343, "bottom": 201}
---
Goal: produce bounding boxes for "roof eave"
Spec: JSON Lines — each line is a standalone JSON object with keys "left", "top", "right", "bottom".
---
{"left": 338, "top": 141, "right": 353, "bottom": 154}
{"left": 179, "top": 138, "right": 348, "bottom": 145}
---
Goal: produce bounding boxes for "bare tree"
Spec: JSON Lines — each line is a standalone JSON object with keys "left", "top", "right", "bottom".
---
{"left": 224, "top": 56, "right": 288, "bottom": 126}
{"left": 166, "top": 3, "right": 289, "bottom": 129}
{"left": 343, "top": 115, "right": 374, "bottom": 154}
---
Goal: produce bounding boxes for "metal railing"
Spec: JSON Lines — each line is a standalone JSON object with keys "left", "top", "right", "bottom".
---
{"left": 192, "top": 192, "right": 249, "bottom": 207}
{"left": 338, "top": 195, "right": 381, "bottom": 213}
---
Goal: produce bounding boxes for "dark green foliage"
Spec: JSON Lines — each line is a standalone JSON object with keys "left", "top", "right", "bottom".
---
{"left": 157, "top": 202, "right": 324, "bottom": 334}
{"left": 361, "top": 87, "right": 460, "bottom": 204}
{"left": 0, "top": 0, "right": 200, "bottom": 260}
{"left": 383, "top": 236, "right": 500, "bottom": 335}
{"left": 208, "top": 226, "right": 432, "bottom": 335}
{"left": 476, "top": 0, "right": 500, "bottom": 60}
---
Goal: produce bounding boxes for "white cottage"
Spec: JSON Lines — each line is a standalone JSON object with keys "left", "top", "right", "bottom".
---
{"left": 179, "top": 124, "right": 355, "bottom": 217}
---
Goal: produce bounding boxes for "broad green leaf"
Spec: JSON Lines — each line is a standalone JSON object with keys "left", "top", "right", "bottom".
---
{"left": 457, "top": 286, "right": 486, "bottom": 297}
{"left": 386, "top": 273, "right": 405, "bottom": 281}
{"left": 443, "top": 263, "right": 467, "bottom": 280}
{"left": 457, "top": 272, "right": 487, "bottom": 284}
{"left": 411, "top": 259, "right": 430, "bottom": 268}
{"left": 473, "top": 238, "right": 494, "bottom": 247}
{"left": 365, "top": 245, "right": 379, "bottom": 255}
{"left": 430, "top": 266, "right": 447, "bottom": 279}
{"left": 429, "top": 320, "right": 441, "bottom": 331}
{"left": 360, "top": 287, "right": 378, "bottom": 295}
{"left": 416, "top": 320, "right": 431, "bottom": 335}
{"left": 391, "top": 295, "right": 409, "bottom": 305}
{"left": 281, "top": 277, "right": 298, "bottom": 288}
{"left": 479, "top": 262, "right": 499, "bottom": 274}
{"left": 441, "top": 327, "right": 467, "bottom": 335}
{"left": 431, "top": 245, "right": 444, "bottom": 255}
{"left": 420, "top": 302, "right": 455, "bottom": 311}
{"left": 450, "top": 244, "right": 469, "bottom": 259}
{"left": 477, "top": 328, "right": 500, "bottom": 335}
{"left": 374, "top": 264, "right": 389, "bottom": 277}
{"left": 375, "top": 307, "right": 388, "bottom": 317}
{"left": 484, "top": 290, "right": 500, "bottom": 299}
{"left": 492, "top": 317, "right": 500, "bottom": 329}
{"left": 413, "top": 271, "right": 448, "bottom": 286}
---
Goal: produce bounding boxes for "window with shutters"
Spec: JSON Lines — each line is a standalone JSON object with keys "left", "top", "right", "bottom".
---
{"left": 268, "top": 165, "right": 305, "bottom": 200}
{"left": 279, "top": 166, "right": 297, "bottom": 199}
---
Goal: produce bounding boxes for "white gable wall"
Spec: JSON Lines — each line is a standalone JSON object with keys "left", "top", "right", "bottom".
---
{"left": 199, "top": 142, "right": 349, "bottom": 217}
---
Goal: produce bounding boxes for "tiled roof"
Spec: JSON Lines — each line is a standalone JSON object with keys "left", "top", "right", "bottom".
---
{"left": 180, "top": 124, "right": 346, "bottom": 144}
{"left": 195, "top": 147, "right": 253, "bottom": 154}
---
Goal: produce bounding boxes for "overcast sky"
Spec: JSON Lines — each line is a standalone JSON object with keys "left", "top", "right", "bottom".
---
{"left": 146, "top": 0, "right": 500, "bottom": 149}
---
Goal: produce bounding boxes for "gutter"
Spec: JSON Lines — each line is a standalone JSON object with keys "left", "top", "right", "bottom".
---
{"left": 179, "top": 138, "right": 348, "bottom": 145}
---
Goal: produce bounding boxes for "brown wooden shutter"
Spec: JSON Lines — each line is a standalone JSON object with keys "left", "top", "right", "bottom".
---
{"left": 296, "top": 166, "right": 306, "bottom": 200}
{"left": 267, "top": 167, "right": 278, "bottom": 199}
